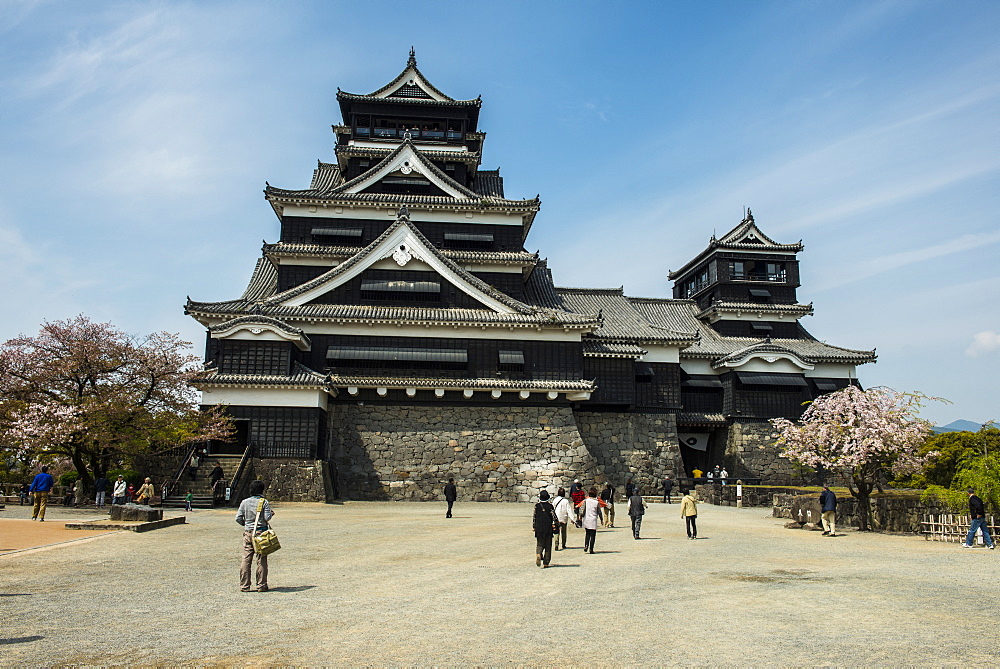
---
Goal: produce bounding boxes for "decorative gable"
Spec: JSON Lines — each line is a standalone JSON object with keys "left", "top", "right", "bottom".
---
{"left": 368, "top": 48, "right": 454, "bottom": 102}
{"left": 270, "top": 210, "right": 523, "bottom": 314}
{"left": 338, "top": 141, "right": 478, "bottom": 199}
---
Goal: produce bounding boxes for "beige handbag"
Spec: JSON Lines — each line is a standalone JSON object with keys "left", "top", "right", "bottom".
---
{"left": 251, "top": 499, "right": 281, "bottom": 556}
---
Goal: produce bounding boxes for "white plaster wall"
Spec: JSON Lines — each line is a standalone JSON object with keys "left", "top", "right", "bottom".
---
{"left": 201, "top": 387, "right": 329, "bottom": 409}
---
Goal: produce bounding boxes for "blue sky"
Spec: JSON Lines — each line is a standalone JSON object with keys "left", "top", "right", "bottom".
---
{"left": 1, "top": 1, "right": 997, "bottom": 425}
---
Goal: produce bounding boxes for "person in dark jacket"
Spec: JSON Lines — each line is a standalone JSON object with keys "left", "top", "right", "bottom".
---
{"left": 628, "top": 488, "right": 647, "bottom": 539}
{"left": 532, "top": 490, "right": 559, "bottom": 568}
{"left": 599, "top": 483, "right": 616, "bottom": 527}
{"left": 444, "top": 478, "right": 457, "bottom": 518}
{"left": 820, "top": 485, "right": 837, "bottom": 536}
{"left": 209, "top": 463, "right": 225, "bottom": 495}
{"left": 963, "top": 488, "right": 995, "bottom": 549}
{"left": 662, "top": 476, "right": 674, "bottom": 504}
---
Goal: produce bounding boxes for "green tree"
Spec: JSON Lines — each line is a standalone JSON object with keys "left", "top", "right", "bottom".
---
{"left": 922, "top": 422, "right": 1000, "bottom": 514}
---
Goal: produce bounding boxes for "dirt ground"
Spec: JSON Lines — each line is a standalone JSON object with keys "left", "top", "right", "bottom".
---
{"left": 1, "top": 499, "right": 998, "bottom": 666}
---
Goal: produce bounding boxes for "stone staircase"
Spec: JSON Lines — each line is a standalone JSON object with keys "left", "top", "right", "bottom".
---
{"left": 162, "top": 455, "right": 245, "bottom": 508}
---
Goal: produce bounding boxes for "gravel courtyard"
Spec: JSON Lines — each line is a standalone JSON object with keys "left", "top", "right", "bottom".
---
{"left": 1, "top": 499, "right": 998, "bottom": 666}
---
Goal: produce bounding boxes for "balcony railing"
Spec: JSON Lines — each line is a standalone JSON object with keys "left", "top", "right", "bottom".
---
{"left": 731, "top": 271, "right": 786, "bottom": 282}
{"left": 354, "top": 127, "right": 464, "bottom": 141}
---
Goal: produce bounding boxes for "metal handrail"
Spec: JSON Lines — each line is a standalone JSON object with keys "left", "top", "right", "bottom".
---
{"left": 226, "top": 442, "right": 255, "bottom": 506}
{"left": 163, "top": 443, "right": 199, "bottom": 501}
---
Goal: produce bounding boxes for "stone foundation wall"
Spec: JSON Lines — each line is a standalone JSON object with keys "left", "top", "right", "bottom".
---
{"left": 773, "top": 493, "right": 953, "bottom": 534}
{"left": 574, "top": 411, "right": 682, "bottom": 494}
{"left": 724, "top": 421, "right": 811, "bottom": 485}
{"left": 328, "top": 405, "right": 684, "bottom": 502}
{"left": 250, "top": 459, "right": 330, "bottom": 503}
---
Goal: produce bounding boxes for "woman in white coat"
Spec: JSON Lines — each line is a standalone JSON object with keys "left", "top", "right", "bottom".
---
{"left": 576, "top": 488, "right": 604, "bottom": 554}
{"left": 551, "top": 487, "right": 574, "bottom": 550}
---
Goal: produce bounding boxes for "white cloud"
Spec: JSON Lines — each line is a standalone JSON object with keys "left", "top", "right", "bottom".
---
{"left": 967, "top": 330, "right": 1000, "bottom": 357}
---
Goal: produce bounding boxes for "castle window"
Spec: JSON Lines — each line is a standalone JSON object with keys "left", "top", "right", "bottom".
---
{"left": 443, "top": 232, "right": 493, "bottom": 250}
{"left": 312, "top": 227, "right": 363, "bottom": 241}
{"left": 635, "top": 362, "right": 654, "bottom": 383}
{"left": 360, "top": 279, "right": 441, "bottom": 302}
{"left": 751, "top": 323, "right": 773, "bottom": 332}
{"left": 327, "top": 345, "right": 466, "bottom": 371}
{"left": 498, "top": 350, "right": 525, "bottom": 372}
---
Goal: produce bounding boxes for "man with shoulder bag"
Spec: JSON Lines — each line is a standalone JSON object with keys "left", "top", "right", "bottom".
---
{"left": 235, "top": 480, "right": 276, "bottom": 592}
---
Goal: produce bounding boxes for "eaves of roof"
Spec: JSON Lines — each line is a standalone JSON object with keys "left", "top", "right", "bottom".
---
{"left": 328, "top": 374, "right": 594, "bottom": 392}
{"left": 262, "top": 242, "right": 538, "bottom": 266}
{"left": 193, "top": 362, "right": 329, "bottom": 389}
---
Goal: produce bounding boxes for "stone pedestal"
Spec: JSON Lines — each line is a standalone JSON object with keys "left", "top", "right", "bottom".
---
{"left": 109, "top": 504, "right": 163, "bottom": 522}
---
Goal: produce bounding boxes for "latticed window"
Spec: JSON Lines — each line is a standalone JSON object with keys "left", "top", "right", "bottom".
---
{"left": 498, "top": 350, "right": 525, "bottom": 372}
{"left": 219, "top": 341, "right": 289, "bottom": 376}
{"left": 327, "top": 345, "right": 467, "bottom": 371}
{"left": 359, "top": 279, "right": 441, "bottom": 302}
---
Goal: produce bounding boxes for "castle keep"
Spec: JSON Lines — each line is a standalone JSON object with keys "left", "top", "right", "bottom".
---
{"left": 186, "top": 52, "right": 875, "bottom": 501}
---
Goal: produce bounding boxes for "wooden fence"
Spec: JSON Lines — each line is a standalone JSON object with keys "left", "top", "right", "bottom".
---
{"left": 921, "top": 514, "right": 998, "bottom": 543}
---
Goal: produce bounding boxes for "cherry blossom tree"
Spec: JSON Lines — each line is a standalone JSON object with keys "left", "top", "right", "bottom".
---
{"left": 770, "top": 386, "right": 935, "bottom": 531}
{"left": 0, "top": 316, "right": 232, "bottom": 490}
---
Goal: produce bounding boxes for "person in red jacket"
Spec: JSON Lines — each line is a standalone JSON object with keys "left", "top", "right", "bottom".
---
{"left": 569, "top": 480, "right": 586, "bottom": 525}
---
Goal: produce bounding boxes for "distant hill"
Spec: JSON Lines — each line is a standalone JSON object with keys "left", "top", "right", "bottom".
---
{"left": 932, "top": 419, "right": 983, "bottom": 434}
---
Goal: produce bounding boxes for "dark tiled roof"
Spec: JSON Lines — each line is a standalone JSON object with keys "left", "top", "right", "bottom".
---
{"left": 676, "top": 412, "right": 728, "bottom": 426}
{"left": 241, "top": 258, "right": 278, "bottom": 302}
{"left": 336, "top": 145, "right": 481, "bottom": 165}
{"left": 473, "top": 170, "right": 504, "bottom": 197}
{"left": 189, "top": 302, "right": 597, "bottom": 328}
{"left": 632, "top": 299, "right": 875, "bottom": 365}
{"left": 208, "top": 315, "right": 307, "bottom": 339}
{"left": 583, "top": 340, "right": 647, "bottom": 358}
{"left": 523, "top": 261, "right": 563, "bottom": 309}
{"left": 336, "top": 91, "right": 481, "bottom": 108}
{"left": 194, "top": 362, "right": 328, "bottom": 388}
{"left": 328, "top": 374, "right": 594, "bottom": 392}
{"left": 697, "top": 301, "right": 814, "bottom": 319}
{"left": 310, "top": 162, "right": 343, "bottom": 190}
{"left": 266, "top": 140, "right": 537, "bottom": 210}
{"left": 555, "top": 288, "right": 698, "bottom": 343}
{"left": 263, "top": 242, "right": 537, "bottom": 265}
{"left": 189, "top": 215, "right": 597, "bottom": 329}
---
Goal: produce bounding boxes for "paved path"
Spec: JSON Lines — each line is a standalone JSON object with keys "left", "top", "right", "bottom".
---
{"left": 1, "top": 500, "right": 997, "bottom": 666}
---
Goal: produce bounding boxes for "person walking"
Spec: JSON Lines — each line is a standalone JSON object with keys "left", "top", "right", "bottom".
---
{"left": 681, "top": 490, "right": 699, "bottom": 540}
{"left": 570, "top": 481, "right": 586, "bottom": 525}
{"left": 29, "top": 465, "right": 55, "bottom": 521}
{"left": 963, "top": 487, "right": 995, "bottom": 549}
{"left": 444, "top": 477, "right": 457, "bottom": 518}
{"left": 94, "top": 474, "right": 109, "bottom": 508}
{"left": 235, "top": 480, "right": 274, "bottom": 592}
{"left": 185, "top": 490, "right": 194, "bottom": 512}
{"left": 628, "top": 488, "right": 647, "bottom": 539}
{"left": 599, "top": 483, "right": 616, "bottom": 528}
{"left": 551, "top": 488, "right": 573, "bottom": 550}
{"left": 210, "top": 463, "right": 225, "bottom": 494}
{"left": 662, "top": 476, "right": 674, "bottom": 504}
{"left": 577, "top": 488, "right": 604, "bottom": 554}
{"left": 188, "top": 452, "right": 200, "bottom": 481}
{"left": 532, "top": 490, "right": 559, "bottom": 568}
{"left": 820, "top": 485, "right": 837, "bottom": 537}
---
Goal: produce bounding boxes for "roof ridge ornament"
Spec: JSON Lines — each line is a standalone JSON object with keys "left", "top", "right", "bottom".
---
{"left": 397, "top": 205, "right": 410, "bottom": 220}
{"left": 408, "top": 46, "right": 417, "bottom": 67}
